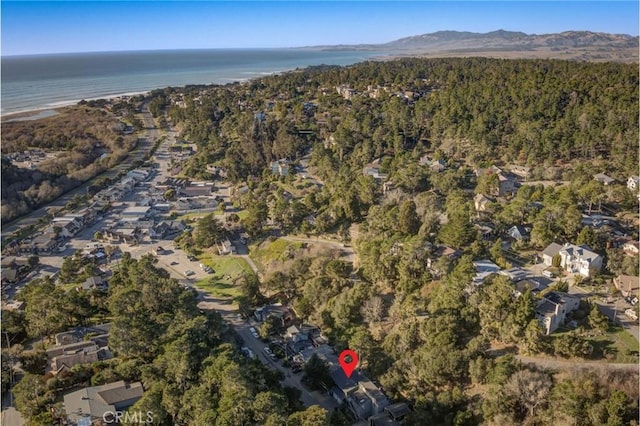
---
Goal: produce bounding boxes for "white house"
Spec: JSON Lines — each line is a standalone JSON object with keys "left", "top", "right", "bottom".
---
{"left": 535, "top": 291, "right": 581, "bottom": 335}
{"left": 541, "top": 242, "right": 563, "bottom": 266}
{"left": 558, "top": 243, "right": 602, "bottom": 277}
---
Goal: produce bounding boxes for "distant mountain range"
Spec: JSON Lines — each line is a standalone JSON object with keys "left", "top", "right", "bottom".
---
{"left": 305, "top": 30, "right": 639, "bottom": 62}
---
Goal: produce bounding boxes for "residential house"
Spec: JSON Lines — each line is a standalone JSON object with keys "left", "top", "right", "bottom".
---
{"left": 48, "top": 342, "right": 101, "bottom": 374}
{"left": 104, "top": 228, "right": 139, "bottom": 245}
{"left": 419, "top": 155, "right": 446, "bottom": 172}
{"left": 514, "top": 279, "right": 543, "bottom": 297}
{"left": 120, "top": 206, "right": 152, "bottom": 219}
{"left": 472, "top": 260, "right": 501, "bottom": 285}
{"left": 474, "top": 194, "right": 492, "bottom": 214}
{"left": 475, "top": 166, "right": 517, "bottom": 196}
{"left": 614, "top": 275, "right": 639, "bottom": 298}
{"left": 623, "top": 240, "right": 639, "bottom": 257}
{"left": 426, "top": 245, "right": 462, "bottom": 275}
{"left": 254, "top": 304, "right": 293, "bottom": 325}
{"left": 127, "top": 169, "right": 150, "bottom": 181}
{"left": 63, "top": 381, "right": 143, "bottom": 425}
{"left": 558, "top": 243, "right": 603, "bottom": 277}
{"left": 541, "top": 242, "right": 564, "bottom": 267}
{"left": 1, "top": 269, "right": 18, "bottom": 284}
{"left": 498, "top": 267, "right": 530, "bottom": 282}
{"left": 336, "top": 85, "right": 356, "bottom": 100}
{"left": 627, "top": 176, "right": 639, "bottom": 191}
{"left": 216, "top": 239, "right": 236, "bottom": 255}
{"left": 55, "top": 323, "right": 111, "bottom": 346}
{"left": 593, "top": 173, "right": 615, "bottom": 186}
{"left": 229, "top": 184, "right": 250, "bottom": 202}
{"left": 175, "top": 196, "right": 218, "bottom": 211}
{"left": 1, "top": 257, "right": 29, "bottom": 283}
{"left": 328, "top": 365, "right": 390, "bottom": 420}
{"left": 270, "top": 160, "right": 290, "bottom": 177}
{"left": 363, "top": 159, "right": 387, "bottom": 181}
{"left": 508, "top": 225, "right": 531, "bottom": 241}
{"left": 31, "top": 233, "right": 59, "bottom": 254}
{"left": 82, "top": 276, "right": 108, "bottom": 291}
{"left": 179, "top": 183, "right": 215, "bottom": 198}
{"left": 475, "top": 223, "right": 495, "bottom": 241}
{"left": 51, "top": 217, "right": 82, "bottom": 238}
{"left": 535, "top": 291, "right": 580, "bottom": 335}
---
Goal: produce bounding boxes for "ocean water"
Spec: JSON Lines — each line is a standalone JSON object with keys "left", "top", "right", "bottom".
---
{"left": 1, "top": 49, "right": 385, "bottom": 115}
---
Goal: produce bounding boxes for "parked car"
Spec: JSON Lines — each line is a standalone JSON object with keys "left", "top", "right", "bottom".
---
{"left": 184, "top": 270, "right": 195, "bottom": 277}
{"left": 187, "top": 255, "right": 197, "bottom": 261}
{"left": 542, "top": 270, "right": 555, "bottom": 278}
{"left": 241, "top": 347, "right": 256, "bottom": 359}
{"left": 263, "top": 347, "right": 277, "bottom": 360}
{"left": 249, "top": 327, "right": 260, "bottom": 339}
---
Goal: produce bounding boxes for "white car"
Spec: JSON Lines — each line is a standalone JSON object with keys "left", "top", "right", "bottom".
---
{"left": 263, "top": 347, "right": 277, "bottom": 360}
{"left": 249, "top": 327, "right": 260, "bottom": 339}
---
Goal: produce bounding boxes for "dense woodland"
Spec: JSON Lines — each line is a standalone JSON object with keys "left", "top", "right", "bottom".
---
{"left": 1, "top": 105, "right": 138, "bottom": 223}
{"left": 167, "top": 57, "right": 638, "bottom": 181}
{"left": 159, "top": 57, "right": 640, "bottom": 424}
{"left": 6, "top": 255, "right": 330, "bottom": 425}
{"left": 3, "top": 57, "right": 639, "bottom": 425}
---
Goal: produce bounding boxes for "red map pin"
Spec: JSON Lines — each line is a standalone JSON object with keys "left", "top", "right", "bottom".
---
{"left": 338, "top": 349, "right": 358, "bottom": 379}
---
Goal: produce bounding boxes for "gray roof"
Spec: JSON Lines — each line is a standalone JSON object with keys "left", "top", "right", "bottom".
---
{"left": 542, "top": 242, "right": 563, "bottom": 258}
{"left": 535, "top": 299, "right": 557, "bottom": 317}
{"left": 559, "top": 244, "right": 600, "bottom": 262}
{"left": 64, "top": 381, "right": 143, "bottom": 424}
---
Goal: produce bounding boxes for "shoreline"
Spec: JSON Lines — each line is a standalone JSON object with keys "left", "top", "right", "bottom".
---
{"left": 1, "top": 90, "right": 151, "bottom": 122}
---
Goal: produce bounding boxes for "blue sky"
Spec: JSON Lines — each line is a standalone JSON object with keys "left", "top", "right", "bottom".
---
{"left": 2, "top": 1, "right": 638, "bottom": 56}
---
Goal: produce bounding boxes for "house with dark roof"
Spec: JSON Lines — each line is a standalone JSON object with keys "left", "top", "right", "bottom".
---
{"left": 535, "top": 291, "right": 580, "bottom": 335}
{"left": 82, "top": 276, "right": 108, "bottom": 291}
{"left": 63, "top": 381, "right": 143, "bottom": 425}
{"left": 508, "top": 225, "right": 531, "bottom": 241}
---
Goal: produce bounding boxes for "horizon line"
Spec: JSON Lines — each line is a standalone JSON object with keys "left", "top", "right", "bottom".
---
{"left": 3, "top": 28, "right": 637, "bottom": 58}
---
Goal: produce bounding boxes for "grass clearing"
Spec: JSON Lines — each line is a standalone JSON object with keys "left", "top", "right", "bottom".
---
{"left": 193, "top": 255, "right": 254, "bottom": 299}
{"left": 591, "top": 326, "right": 639, "bottom": 363}
{"left": 250, "top": 238, "right": 304, "bottom": 269}
{"left": 195, "top": 278, "right": 243, "bottom": 299}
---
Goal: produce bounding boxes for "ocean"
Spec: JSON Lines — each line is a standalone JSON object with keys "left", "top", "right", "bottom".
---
{"left": 1, "top": 49, "right": 386, "bottom": 115}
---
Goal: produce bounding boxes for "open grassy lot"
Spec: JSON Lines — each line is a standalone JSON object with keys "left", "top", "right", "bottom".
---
{"left": 195, "top": 278, "right": 243, "bottom": 299}
{"left": 249, "top": 238, "right": 304, "bottom": 270}
{"left": 193, "top": 255, "right": 254, "bottom": 299}
{"left": 591, "top": 326, "right": 639, "bottom": 363}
